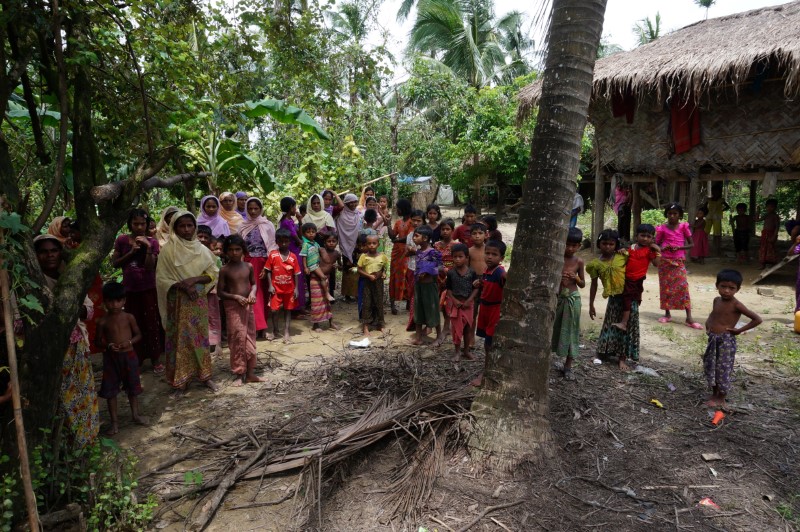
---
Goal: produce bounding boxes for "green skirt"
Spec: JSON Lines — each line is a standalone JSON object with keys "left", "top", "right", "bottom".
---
{"left": 552, "top": 288, "right": 581, "bottom": 358}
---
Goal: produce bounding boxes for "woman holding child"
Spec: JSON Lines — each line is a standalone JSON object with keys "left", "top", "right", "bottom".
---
{"left": 238, "top": 197, "right": 277, "bottom": 339}
{"left": 112, "top": 208, "right": 164, "bottom": 373}
{"left": 34, "top": 234, "right": 99, "bottom": 447}
{"left": 156, "top": 211, "right": 220, "bottom": 394}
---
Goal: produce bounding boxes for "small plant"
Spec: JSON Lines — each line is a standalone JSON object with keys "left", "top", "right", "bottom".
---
{"left": 0, "top": 455, "right": 19, "bottom": 532}
{"left": 184, "top": 470, "right": 204, "bottom": 487}
{"left": 775, "top": 493, "right": 800, "bottom": 524}
{"left": 653, "top": 324, "right": 679, "bottom": 342}
{"left": 774, "top": 343, "right": 800, "bottom": 374}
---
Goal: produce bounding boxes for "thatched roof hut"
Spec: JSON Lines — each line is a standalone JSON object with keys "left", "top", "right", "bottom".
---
{"left": 518, "top": 1, "right": 800, "bottom": 244}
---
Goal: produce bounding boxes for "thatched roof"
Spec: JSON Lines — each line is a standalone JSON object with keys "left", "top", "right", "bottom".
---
{"left": 518, "top": 1, "right": 800, "bottom": 118}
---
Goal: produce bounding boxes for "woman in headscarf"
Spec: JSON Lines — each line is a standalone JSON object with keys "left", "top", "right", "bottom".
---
{"left": 219, "top": 192, "right": 243, "bottom": 233}
{"left": 155, "top": 211, "right": 220, "bottom": 395}
{"left": 321, "top": 190, "right": 335, "bottom": 214}
{"left": 196, "top": 195, "right": 231, "bottom": 239}
{"left": 47, "top": 216, "right": 72, "bottom": 243}
{"left": 334, "top": 193, "right": 362, "bottom": 302}
{"left": 238, "top": 197, "right": 277, "bottom": 339}
{"left": 278, "top": 196, "right": 307, "bottom": 311}
{"left": 156, "top": 206, "right": 180, "bottom": 247}
{"left": 34, "top": 234, "right": 99, "bottom": 445}
{"left": 303, "top": 194, "right": 336, "bottom": 231}
{"left": 236, "top": 192, "right": 248, "bottom": 217}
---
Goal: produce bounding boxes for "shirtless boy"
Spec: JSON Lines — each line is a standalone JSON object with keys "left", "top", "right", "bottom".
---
{"left": 218, "top": 234, "right": 267, "bottom": 386}
{"left": 95, "top": 282, "right": 146, "bottom": 435}
{"left": 703, "top": 269, "right": 761, "bottom": 406}
{"left": 553, "top": 227, "right": 585, "bottom": 380}
{"left": 318, "top": 232, "right": 342, "bottom": 324}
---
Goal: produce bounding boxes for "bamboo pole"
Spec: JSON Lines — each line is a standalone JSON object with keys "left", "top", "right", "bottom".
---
{"left": 336, "top": 172, "right": 397, "bottom": 197}
{"left": 0, "top": 260, "right": 40, "bottom": 531}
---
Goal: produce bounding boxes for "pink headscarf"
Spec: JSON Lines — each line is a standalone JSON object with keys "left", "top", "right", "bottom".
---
{"left": 196, "top": 195, "right": 231, "bottom": 238}
{"left": 238, "top": 198, "right": 277, "bottom": 252}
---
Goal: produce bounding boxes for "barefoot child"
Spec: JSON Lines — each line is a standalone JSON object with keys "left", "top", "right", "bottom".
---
{"left": 434, "top": 219, "right": 456, "bottom": 343}
{"left": 404, "top": 210, "right": 425, "bottom": 331}
{"left": 613, "top": 224, "right": 660, "bottom": 332}
{"left": 300, "top": 223, "right": 335, "bottom": 303}
{"left": 264, "top": 229, "right": 300, "bottom": 343}
{"left": 704, "top": 269, "right": 762, "bottom": 405}
{"left": 473, "top": 240, "right": 507, "bottom": 385}
{"left": 587, "top": 230, "right": 640, "bottom": 370}
{"left": 446, "top": 244, "right": 479, "bottom": 361}
{"left": 553, "top": 228, "right": 585, "bottom": 380}
{"left": 198, "top": 225, "right": 223, "bottom": 356}
{"left": 453, "top": 205, "right": 477, "bottom": 247}
{"left": 730, "top": 203, "right": 752, "bottom": 263}
{"left": 469, "top": 224, "right": 488, "bottom": 277}
{"left": 357, "top": 234, "right": 389, "bottom": 336}
{"left": 95, "top": 282, "right": 146, "bottom": 435}
{"left": 218, "top": 235, "right": 267, "bottom": 386}
{"left": 411, "top": 226, "right": 443, "bottom": 344}
{"left": 315, "top": 232, "right": 341, "bottom": 330}
{"left": 758, "top": 199, "right": 780, "bottom": 269}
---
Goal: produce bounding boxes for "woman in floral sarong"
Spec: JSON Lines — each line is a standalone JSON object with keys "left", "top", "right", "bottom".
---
{"left": 35, "top": 235, "right": 99, "bottom": 446}
{"left": 586, "top": 229, "right": 640, "bottom": 370}
{"left": 156, "top": 211, "right": 220, "bottom": 395}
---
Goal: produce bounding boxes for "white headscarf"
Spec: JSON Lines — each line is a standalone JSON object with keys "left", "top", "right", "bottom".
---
{"left": 303, "top": 193, "right": 335, "bottom": 230}
{"left": 336, "top": 194, "right": 362, "bottom": 261}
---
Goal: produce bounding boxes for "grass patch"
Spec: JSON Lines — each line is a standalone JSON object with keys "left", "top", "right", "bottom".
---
{"left": 653, "top": 324, "right": 679, "bottom": 342}
{"left": 774, "top": 342, "right": 800, "bottom": 374}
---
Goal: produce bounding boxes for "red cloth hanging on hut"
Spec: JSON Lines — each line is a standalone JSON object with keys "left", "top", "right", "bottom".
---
{"left": 611, "top": 90, "right": 636, "bottom": 124}
{"left": 670, "top": 98, "right": 701, "bottom": 155}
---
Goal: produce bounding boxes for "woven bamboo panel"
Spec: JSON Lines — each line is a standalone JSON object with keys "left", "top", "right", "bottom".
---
{"left": 592, "top": 80, "right": 800, "bottom": 177}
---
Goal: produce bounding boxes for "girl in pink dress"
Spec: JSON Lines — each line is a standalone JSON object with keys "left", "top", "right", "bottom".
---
{"left": 690, "top": 206, "right": 710, "bottom": 263}
{"left": 655, "top": 203, "right": 703, "bottom": 329}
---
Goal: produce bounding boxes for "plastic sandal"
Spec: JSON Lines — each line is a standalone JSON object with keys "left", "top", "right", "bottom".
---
{"left": 153, "top": 364, "right": 165, "bottom": 375}
{"left": 685, "top": 321, "right": 704, "bottom": 330}
{"left": 657, "top": 317, "right": 672, "bottom": 324}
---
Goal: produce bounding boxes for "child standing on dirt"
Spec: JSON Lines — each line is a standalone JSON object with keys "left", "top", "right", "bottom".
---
{"left": 552, "top": 228, "right": 585, "bottom": 380}
{"left": 758, "top": 199, "right": 780, "bottom": 269}
{"left": 446, "top": 244, "right": 479, "bottom": 361}
{"left": 730, "top": 203, "right": 752, "bottom": 263}
{"left": 198, "top": 224, "right": 223, "bottom": 357}
{"left": 404, "top": 211, "right": 425, "bottom": 332}
{"left": 469, "top": 224, "right": 488, "bottom": 277}
{"left": 690, "top": 207, "right": 709, "bottom": 263}
{"left": 357, "top": 234, "right": 389, "bottom": 336}
{"left": 434, "top": 219, "right": 456, "bottom": 341}
{"left": 314, "top": 232, "right": 340, "bottom": 330}
{"left": 454, "top": 205, "right": 478, "bottom": 247}
{"left": 264, "top": 229, "right": 300, "bottom": 343}
{"left": 703, "top": 269, "right": 762, "bottom": 406}
{"left": 472, "top": 240, "right": 507, "bottom": 386}
{"left": 613, "top": 224, "right": 660, "bottom": 332}
{"left": 411, "top": 225, "right": 443, "bottom": 345}
{"left": 300, "top": 223, "right": 335, "bottom": 303}
{"left": 95, "top": 282, "right": 146, "bottom": 436}
{"left": 218, "top": 235, "right": 267, "bottom": 387}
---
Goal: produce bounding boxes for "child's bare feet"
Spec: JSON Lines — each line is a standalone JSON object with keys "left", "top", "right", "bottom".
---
{"left": 170, "top": 388, "right": 186, "bottom": 399}
{"left": 232, "top": 376, "right": 244, "bottom": 387}
{"left": 246, "top": 374, "right": 268, "bottom": 383}
{"left": 408, "top": 337, "right": 423, "bottom": 346}
{"left": 205, "top": 379, "right": 220, "bottom": 393}
{"left": 451, "top": 349, "right": 461, "bottom": 362}
{"left": 462, "top": 350, "right": 476, "bottom": 360}
{"left": 329, "top": 321, "right": 339, "bottom": 330}
{"left": 469, "top": 372, "right": 484, "bottom": 386}
{"left": 132, "top": 414, "right": 149, "bottom": 426}
{"left": 618, "top": 358, "right": 630, "bottom": 371}
{"left": 282, "top": 335, "right": 291, "bottom": 344}
{"left": 106, "top": 423, "right": 119, "bottom": 436}
{"left": 612, "top": 322, "right": 628, "bottom": 332}
{"left": 326, "top": 294, "right": 336, "bottom": 303}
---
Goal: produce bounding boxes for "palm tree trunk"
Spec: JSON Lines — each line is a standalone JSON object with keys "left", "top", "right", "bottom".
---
{"left": 468, "top": 0, "right": 607, "bottom": 471}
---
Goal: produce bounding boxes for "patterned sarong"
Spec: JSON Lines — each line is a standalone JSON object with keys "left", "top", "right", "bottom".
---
{"left": 703, "top": 331, "right": 736, "bottom": 394}
{"left": 223, "top": 300, "right": 257, "bottom": 375}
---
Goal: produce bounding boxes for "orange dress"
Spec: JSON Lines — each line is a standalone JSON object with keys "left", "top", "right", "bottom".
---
{"left": 389, "top": 218, "right": 412, "bottom": 301}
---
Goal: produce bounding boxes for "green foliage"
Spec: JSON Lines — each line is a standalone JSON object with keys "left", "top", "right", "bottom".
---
{"left": 29, "top": 431, "right": 156, "bottom": 530}
{"left": 774, "top": 342, "right": 800, "bottom": 374}
{"left": 0, "top": 455, "right": 18, "bottom": 532}
{"left": 0, "top": 212, "right": 42, "bottom": 327}
{"left": 183, "top": 470, "right": 204, "bottom": 486}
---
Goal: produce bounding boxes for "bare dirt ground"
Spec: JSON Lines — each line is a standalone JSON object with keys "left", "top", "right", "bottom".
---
{"left": 102, "top": 213, "right": 799, "bottom": 532}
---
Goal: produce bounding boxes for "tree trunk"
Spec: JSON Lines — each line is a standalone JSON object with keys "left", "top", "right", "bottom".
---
{"left": 390, "top": 122, "right": 399, "bottom": 206}
{"left": 468, "top": 0, "right": 607, "bottom": 471}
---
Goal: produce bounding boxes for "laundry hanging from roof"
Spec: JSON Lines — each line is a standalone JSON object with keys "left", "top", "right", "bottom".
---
{"left": 669, "top": 97, "right": 701, "bottom": 155}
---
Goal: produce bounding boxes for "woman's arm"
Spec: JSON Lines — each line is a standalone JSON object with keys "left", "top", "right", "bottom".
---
{"left": 588, "top": 277, "right": 598, "bottom": 320}
{"left": 111, "top": 237, "right": 137, "bottom": 268}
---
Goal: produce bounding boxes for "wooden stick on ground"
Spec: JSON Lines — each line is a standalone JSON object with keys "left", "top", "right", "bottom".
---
{"left": 0, "top": 258, "right": 40, "bottom": 532}
{"left": 190, "top": 443, "right": 269, "bottom": 531}
{"left": 455, "top": 499, "right": 526, "bottom": 532}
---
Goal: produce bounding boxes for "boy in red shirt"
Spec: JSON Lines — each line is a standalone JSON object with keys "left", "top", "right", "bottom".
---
{"left": 265, "top": 228, "right": 301, "bottom": 343}
{"left": 613, "top": 224, "right": 661, "bottom": 331}
{"left": 453, "top": 205, "right": 478, "bottom": 247}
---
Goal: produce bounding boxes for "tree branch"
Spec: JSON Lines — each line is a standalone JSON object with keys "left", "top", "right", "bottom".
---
{"left": 31, "top": 0, "right": 70, "bottom": 233}
{"left": 19, "top": 72, "right": 50, "bottom": 165}
{"left": 90, "top": 170, "right": 211, "bottom": 203}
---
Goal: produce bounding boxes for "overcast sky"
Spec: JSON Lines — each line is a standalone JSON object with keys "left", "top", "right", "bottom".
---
{"left": 370, "top": 0, "right": 791, "bottom": 78}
